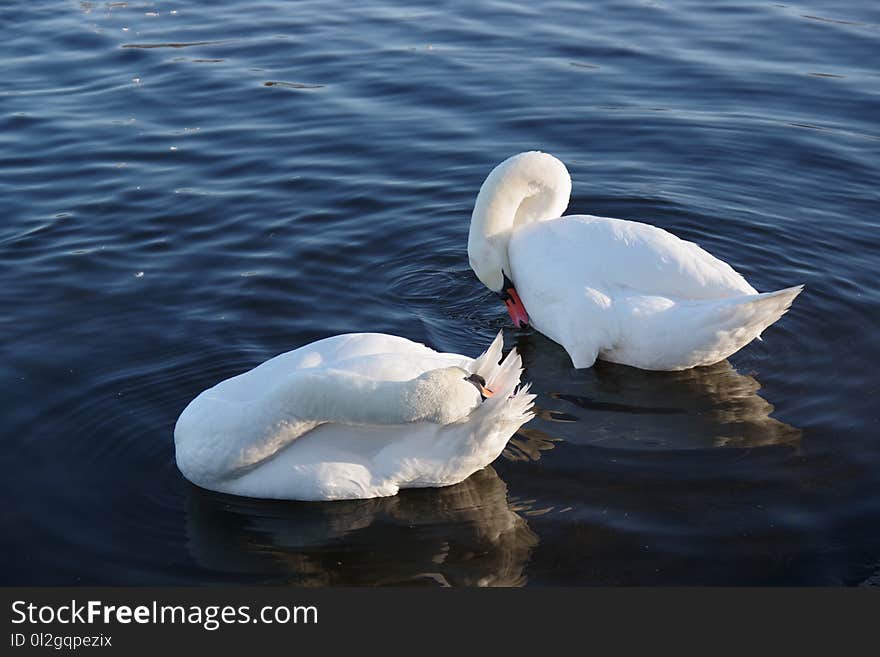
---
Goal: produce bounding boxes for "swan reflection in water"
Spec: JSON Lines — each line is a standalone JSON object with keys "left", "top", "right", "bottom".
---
{"left": 184, "top": 466, "right": 537, "bottom": 586}
{"left": 513, "top": 332, "right": 801, "bottom": 450}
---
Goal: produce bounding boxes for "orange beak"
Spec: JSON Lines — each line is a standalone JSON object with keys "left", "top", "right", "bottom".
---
{"left": 500, "top": 276, "right": 529, "bottom": 328}
{"left": 465, "top": 373, "right": 494, "bottom": 399}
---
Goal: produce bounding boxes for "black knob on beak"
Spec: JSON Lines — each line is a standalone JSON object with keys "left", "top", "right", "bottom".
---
{"left": 465, "top": 373, "right": 493, "bottom": 400}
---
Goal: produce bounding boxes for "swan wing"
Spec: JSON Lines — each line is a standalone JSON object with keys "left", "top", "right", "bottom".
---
{"left": 180, "top": 337, "right": 534, "bottom": 501}
{"left": 176, "top": 334, "right": 478, "bottom": 486}
{"left": 510, "top": 214, "right": 757, "bottom": 303}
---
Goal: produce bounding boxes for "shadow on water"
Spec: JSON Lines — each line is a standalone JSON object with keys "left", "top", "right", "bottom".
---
{"left": 512, "top": 331, "right": 801, "bottom": 451}
{"left": 184, "top": 467, "right": 538, "bottom": 587}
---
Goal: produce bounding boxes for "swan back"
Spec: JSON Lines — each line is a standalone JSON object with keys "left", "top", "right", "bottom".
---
{"left": 468, "top": 151, "right": 571, "bottom": 292}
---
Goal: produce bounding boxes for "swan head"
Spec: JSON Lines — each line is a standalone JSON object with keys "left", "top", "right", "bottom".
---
{"left": 467, "top": 151, "right": 571, "bottom": 327}
{"left": 403, "top": 366, "right": 487, "bottom": 424}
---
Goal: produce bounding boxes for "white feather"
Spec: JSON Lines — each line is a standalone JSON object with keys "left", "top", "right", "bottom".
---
{"left": 468, "top": 152, "right": 804, "bottom": 370}
{"left": 174, "top": 332, "right": 533, "bottom": 500}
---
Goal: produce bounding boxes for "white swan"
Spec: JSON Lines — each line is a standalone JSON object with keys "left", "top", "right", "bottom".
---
{"left": 468, "top": 151, "right": 803, "bottom": 370}
{"left": 174, "top": 331, "right": 534, "bottom": 501}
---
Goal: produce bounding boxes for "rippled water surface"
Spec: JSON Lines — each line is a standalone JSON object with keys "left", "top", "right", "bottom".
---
{"left": 2, "top": 0, "right": 879, "bottom": 585}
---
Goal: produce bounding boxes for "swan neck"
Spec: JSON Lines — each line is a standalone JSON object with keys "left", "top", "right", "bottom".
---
{"left": 274, "top": 372, "right": 417, "bottom": 425}
{"left": 468, "top": 152, "right": 572, "bottom": 291}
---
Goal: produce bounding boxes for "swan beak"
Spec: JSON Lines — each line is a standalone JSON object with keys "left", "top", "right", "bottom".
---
{"left": 465, "top": 373, "right": 494, "bottom": 399}
{"left": 502, "top": 287, "right": 529, "bottom": 328}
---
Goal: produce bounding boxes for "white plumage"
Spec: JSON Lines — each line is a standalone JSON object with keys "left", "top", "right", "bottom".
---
{"left": 174, "top": 332, "right": 534, "bottom": 501}
{"left": 468, "top": 151, "right": 803, "bottom": 370}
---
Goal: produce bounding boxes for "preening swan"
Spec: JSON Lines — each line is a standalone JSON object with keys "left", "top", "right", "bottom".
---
{"left": 468, "top": 151, "right": 803, "bottom": 370}
{"left": 174, "top": 332, "right": 534, "bottom": 501}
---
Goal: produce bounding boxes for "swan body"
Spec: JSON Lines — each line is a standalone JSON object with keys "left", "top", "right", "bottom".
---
{"left": 468, "top": 151, "right": 803, "bottom": 370}
{"left": 174, "top": 332, "right": 534, "bottom": 501}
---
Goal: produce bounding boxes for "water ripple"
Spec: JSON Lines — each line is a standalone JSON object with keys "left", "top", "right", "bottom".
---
{"left": 1, "top": 0, "right": 878, "bottom": 585}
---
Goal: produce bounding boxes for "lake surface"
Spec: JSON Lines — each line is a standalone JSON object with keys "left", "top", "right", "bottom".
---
{"left": 2, "top": 0, "right": 879, "bottom": 586}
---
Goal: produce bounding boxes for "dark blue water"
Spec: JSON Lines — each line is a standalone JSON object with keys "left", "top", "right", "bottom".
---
{"left": 2, "top": 0, "right": 879, "bottom": 585}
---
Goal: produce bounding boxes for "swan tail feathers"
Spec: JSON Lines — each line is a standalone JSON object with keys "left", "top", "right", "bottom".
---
{"left": 483, "top": 346, "right": 535, "bottom": 424}
{"left": 672, "top": 284, "right": 803, "bottom": 368}
{"left": 718, "top": 285, "right": 803, "bottom": 342}
{"left": 471, "top": 330, "right": 505, "bottom": 383}
{"left": 749, "top": 285, "right": 804, "bottom": 337}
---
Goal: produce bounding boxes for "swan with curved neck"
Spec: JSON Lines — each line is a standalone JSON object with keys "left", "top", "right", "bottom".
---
{"left": 468, "top": 151, "right": 571, "bottom": 326}
{"left": 467, "top": 151, "right": 803, "bottom": 370}
{"left": 174, "top": 331, "right": 534, "bottom": 500}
